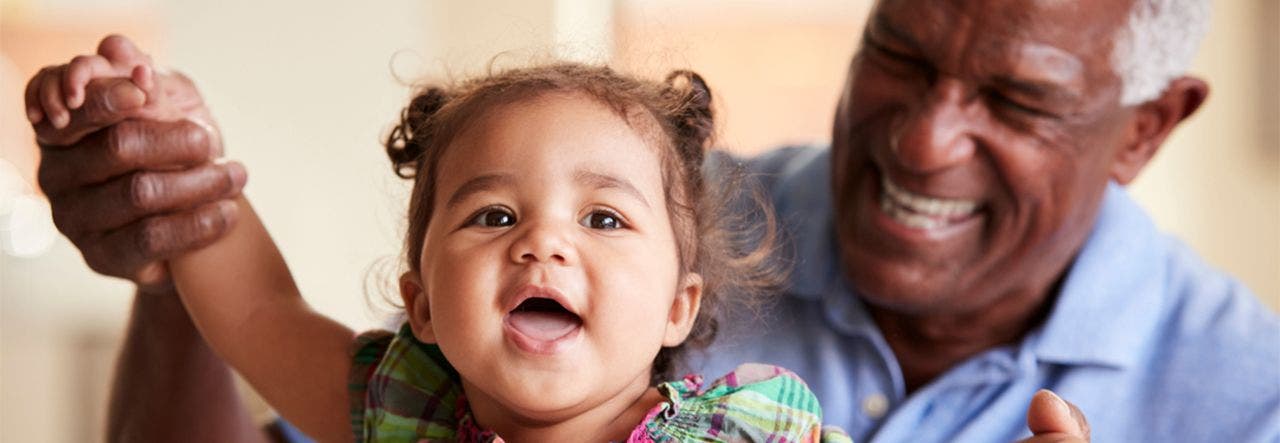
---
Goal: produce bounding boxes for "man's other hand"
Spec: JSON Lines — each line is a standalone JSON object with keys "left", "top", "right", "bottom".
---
{"left": 1019, "top": 389, "right": 1090, "bottom": 443}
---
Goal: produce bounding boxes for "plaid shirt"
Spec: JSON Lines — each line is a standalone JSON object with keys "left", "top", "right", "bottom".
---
{"left": 349, "top": 324, "right": 851, "bottom": 442}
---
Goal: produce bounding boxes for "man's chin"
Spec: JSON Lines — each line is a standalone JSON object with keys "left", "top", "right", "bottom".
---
{"left": 846, "top": 258, "right": 973, "bottom": 315}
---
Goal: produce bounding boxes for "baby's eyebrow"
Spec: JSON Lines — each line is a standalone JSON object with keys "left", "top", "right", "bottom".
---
{"left": 445, "top": 174, "right": 514, "bottom": 209}
{"left": 575, "top": 169, "right": 650, "bottom": 208}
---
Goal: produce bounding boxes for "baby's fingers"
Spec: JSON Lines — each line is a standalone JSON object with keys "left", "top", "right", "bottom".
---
{"left": 130, "top": 64, "right": 156, "bottom": 94}
{"left": 39, "top": 65, "right": 70, "bottom": 129}
{"left": 97, "top": 34, "right": 153, "bottom": 68}
{"left": 63, "top": 54, "right": 117, "bottom": 109}
{"left": 35, "top": 77, "right": 147, "bottom": 147}
{"left": 24, "top": 67, "right": 52, "bottom": 124}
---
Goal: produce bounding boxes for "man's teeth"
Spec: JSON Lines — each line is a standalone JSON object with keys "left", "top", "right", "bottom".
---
{"left": 880, "top": 177, "right": 978, "bottom": 229}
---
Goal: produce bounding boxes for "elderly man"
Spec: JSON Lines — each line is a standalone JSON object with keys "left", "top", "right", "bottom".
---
{"left": 27, "top": 0, "right": 1277, "bottom": 441}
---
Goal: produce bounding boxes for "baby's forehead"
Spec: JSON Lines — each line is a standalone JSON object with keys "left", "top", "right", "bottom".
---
{"left": 435, "top": 92, "right": 671, "bottom": 183}
{"left": 450, "top": 91, "right": 675, "bottom": 158}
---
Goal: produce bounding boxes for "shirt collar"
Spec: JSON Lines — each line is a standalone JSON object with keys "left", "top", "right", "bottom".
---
{"left": 780, "top": 156, "right": 1167, "bottom": 368}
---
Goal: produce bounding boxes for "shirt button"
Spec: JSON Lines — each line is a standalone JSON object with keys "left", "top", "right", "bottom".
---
{"left": 862, "top": 393, "right": 889, "bottom": 419}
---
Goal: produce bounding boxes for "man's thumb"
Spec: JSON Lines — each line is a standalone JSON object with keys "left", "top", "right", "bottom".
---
{"left": 1027, "top": 389, "right": 1089, "bottom": 439}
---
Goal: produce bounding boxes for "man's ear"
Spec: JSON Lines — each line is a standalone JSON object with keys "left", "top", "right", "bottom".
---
{"left": 662, "top": 273, "right": 704, "bottom": 346}
{"left": 399, "top": 271, "right": 437, "bottom": 343}
{"left": 1111, "top": 76, "right": 1209, "bottom": 184}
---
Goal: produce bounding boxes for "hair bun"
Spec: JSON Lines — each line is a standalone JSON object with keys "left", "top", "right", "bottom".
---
{"left": 664, "top": 70, "right": 714, "bottom": 159}
{"left": 384, "top": 87, "right": 450, "bottom": 178}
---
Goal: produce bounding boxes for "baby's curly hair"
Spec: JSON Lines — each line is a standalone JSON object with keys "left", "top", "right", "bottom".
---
{"left": 383, "top": 62, "right": 781, "bottom": 382}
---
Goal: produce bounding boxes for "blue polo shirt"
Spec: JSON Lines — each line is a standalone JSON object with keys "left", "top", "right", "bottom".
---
{"left": 691, "top": 146, "right": 1280, "bottom": 442}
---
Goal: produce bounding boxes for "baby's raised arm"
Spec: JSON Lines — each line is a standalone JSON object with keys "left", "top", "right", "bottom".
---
{"left": 31, "top": 50, "right": 357, "bottom": 442}
{"left": 170, "top": 198, "right": 355, "bottom": 442}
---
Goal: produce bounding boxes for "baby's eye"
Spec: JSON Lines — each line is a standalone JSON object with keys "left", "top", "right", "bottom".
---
{"left": 467, "top": 207, "right": 516, "bottom": 228}
{"left": 580, "top": 210, "right": 625, "bottom": 230}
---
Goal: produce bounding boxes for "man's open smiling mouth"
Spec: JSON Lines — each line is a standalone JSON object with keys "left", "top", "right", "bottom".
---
{"left": 879, "top": 176, "right": 981, "bottom": 230}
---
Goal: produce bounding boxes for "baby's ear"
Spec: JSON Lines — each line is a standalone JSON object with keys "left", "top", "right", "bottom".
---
{"left": 662, "top": 273, "right": 704, "bottom": 346}
{"left": 399, "top": 272, "right": 437, "bottom": 343}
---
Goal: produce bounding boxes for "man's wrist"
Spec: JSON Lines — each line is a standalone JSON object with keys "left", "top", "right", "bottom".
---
{"left": 136, "top": 280, "right": 179, "bottom": 297}
{"left": 130, "top": 280, "right": 200, "bottom": 336}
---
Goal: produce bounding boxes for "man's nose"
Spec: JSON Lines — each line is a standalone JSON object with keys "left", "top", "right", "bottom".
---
{"left": 509, "top": 220, "right": 574, "bottom": 265}
{"left": 891, "top": 78, "right": 977, "bottom": 174}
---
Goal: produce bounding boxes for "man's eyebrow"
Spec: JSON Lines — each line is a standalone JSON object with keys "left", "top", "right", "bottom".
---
{"left": 574, "top": 169, "right": 649, "bottom": 208}
{"left": 445, "top": 174, "right": 514, "bottom": 209}
{"left": 993, "top": 76, "right": 1083, "bottom": 103}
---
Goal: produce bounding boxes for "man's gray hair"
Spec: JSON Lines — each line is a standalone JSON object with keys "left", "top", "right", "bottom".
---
{"left": 1112, "top": 0, "right": 1212, "bottom": 105}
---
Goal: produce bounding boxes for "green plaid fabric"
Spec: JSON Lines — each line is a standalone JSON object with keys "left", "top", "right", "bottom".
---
{"left": 349, "top": 324, "right": 851, "bottom": 442}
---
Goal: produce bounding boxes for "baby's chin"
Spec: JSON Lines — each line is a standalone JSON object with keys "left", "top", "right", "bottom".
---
{"left": 470, "top": 375, "right": 603, "bottom": 423}
{"left": 461, "top": 364, "right": 652, "bottom": 427}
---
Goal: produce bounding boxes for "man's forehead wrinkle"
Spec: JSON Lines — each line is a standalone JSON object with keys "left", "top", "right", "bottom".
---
{"left": 875, "top": 0, "right": 1112, "bottom": 105}
{"left": 1011, "top": 44, "right": 1085, "bottom": 93}
{"left": 874, "top": 0, "right": 953, "bottom": 40}
{"left": 875, "top": 0, "right": 967, "bottom": 62}
{"left": 870, "top": 14, "right": 915, "bottom": 47}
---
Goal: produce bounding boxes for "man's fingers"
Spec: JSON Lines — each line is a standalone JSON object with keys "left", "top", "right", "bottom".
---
{"left": 69, "top": 77, "right": 148, "bottom": 136}
{"left": 1065, "top": 399, "right": 1089, "bottom": 440}
{"left": 38, "top": 119, "right": 222, "bottom": 194}
{"left": 1026, "top": 390, "right": 1089, "bottom": 440}
{"left": 83, "top": 200, "right": 239, "bottom": 281}
{"left": 51, "top": 162, "right": 247, "bottom": 236}
{"left": 63, "top": 54, "right": 118, "bottom": 109}
{"left": 39, "top": 66, "right": 70, "bottom": 129}
{"left": 1017, "top": 432, "right": 1086, "bottom": 443}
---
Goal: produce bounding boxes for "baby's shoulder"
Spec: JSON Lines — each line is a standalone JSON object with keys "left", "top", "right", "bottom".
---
{"left": 638, "top": 363, "right": 851, "bottom": 442}
{"left": 350, "top": 326, "right": 464, "bottom": 442}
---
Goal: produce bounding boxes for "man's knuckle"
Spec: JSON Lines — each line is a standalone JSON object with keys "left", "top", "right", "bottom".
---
{"left": 201, "top": 207, "right": 228, "bottom": 236}
{"left": 107, "top": 123, "right": 145, "bottom": 165}
{"left": 218, "top": 167, "right": 237, "bottom": 195}
{"left": 128, "top": 173, "right": 160, "bottom": 211}
{"left": 179, "top": 120, "right": 211, "bottom": 150}
{"left": 135, "top": 219, "right": 168, "bottom": 257}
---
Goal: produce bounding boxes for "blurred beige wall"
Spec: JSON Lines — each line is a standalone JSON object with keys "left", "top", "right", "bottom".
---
{"left": 1128, "top": 0, "right": 1280, "bottom": 312}
{"left": 1, "top": 1, "right": 1276, "bottom": 441}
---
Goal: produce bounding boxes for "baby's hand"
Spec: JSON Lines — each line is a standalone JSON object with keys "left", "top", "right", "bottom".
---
{"left": 24, "top": 35, "right": 211, "bottom": 149}
{"left": 26, "top": 34, "right": 155, "bottom": 129}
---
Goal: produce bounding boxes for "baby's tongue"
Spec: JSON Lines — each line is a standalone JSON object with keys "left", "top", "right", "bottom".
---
{"left": 507, "top": 310, "right": 581, "bottom": 341}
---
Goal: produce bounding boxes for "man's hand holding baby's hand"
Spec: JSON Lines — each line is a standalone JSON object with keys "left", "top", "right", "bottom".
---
{"left": 26, "top": 34, "right": 245, "bottom": 294}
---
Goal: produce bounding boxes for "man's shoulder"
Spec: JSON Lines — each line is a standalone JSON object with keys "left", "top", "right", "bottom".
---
{"left": 708, "top": 145, "right": 832, "bottom": 221}
{"left": 1155, "top": 236, "right": 1279, "bottom": 344}
{"left": 709, "top": 145, "right": 829, "bottom": 185}
{"left": 1138, "top": 237, "right": 1280, "bottom": 439}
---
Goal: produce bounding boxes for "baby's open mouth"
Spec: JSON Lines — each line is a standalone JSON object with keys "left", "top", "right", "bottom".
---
{"left": 506, "top": 297, "right": 583, "bottom": 342}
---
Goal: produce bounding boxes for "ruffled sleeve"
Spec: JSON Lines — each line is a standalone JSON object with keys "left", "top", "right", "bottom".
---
{"left": 633, "top": 363, "right": 852, "bottom": 442}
